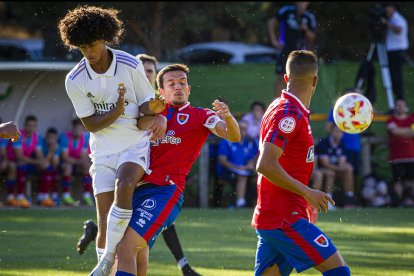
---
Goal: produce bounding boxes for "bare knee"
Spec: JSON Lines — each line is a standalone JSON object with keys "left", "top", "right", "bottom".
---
{"left": 262, "top": 264, "right": 281, "bottom": 276}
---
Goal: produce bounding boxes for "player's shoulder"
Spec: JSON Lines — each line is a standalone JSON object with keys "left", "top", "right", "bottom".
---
{"left": 278, "top": 5, "right": 295, "bottom": 14}
{"left": 273, "top": 99, "right": 305, "bottom": 121}
{"left": 66, "top": 58, "right": 88, "bottom": 82}
{"left": 113, "top": 49, "right": 141, "bottom": 70}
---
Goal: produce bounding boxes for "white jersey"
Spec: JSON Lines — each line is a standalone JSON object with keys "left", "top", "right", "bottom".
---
{"left": 386, "top": 11, "right": 409, "bottom": 51}
{"left": 65, "top": 47, "right": 154, "bottom": 160}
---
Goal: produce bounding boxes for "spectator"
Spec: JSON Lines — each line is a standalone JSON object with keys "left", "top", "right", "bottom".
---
{"left": 267, "top": 2, "right": 316, "bottom": 97}
{"left": 316, "top": 125, "right": 357, "bottom": 208}
{"left": 37, "top": 127, "right": 60, "bottom": 207}
{"left": 310, "top": 145, "right": 336, "bottom": 210}
{"left": 216, "top": 121, "right": 258, "bottom": 208}
{"left": 6, "top": 115, "right": 47, "bottom": 208}
{"left": 382, "top": 3, "right": 409, "bottom": 101}
{"left": 386, "top": 99, "right": 414, "bottom": 207}
{"left": 59, "top": 118, "right": 93, "bottom": 206}
{"left": 326, "top": 88, "right": 362, "bottom": 179}
{"left": 241, "top": 101, "right": 266, "bottom": 143}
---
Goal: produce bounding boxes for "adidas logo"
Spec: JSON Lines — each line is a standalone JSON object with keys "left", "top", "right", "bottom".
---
{"left": 87, "top": 92, "right": 94, "bottom": 98}
{"left": 140, "top": 156, "right": 146, "bottom": 162}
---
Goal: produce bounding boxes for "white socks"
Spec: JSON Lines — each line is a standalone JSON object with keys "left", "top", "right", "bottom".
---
{"left": 96, "top": 247, "right": 105, "bottom": 262}
{"left": 177, "top": 257, "right": 189, "bottom": 269}
{"left": 102, "top": 204, "right": 132, "bottom": 262}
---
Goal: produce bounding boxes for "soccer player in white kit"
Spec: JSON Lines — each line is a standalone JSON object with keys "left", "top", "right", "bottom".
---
{"left": 58, "top": 6, "right": 167, "bottom": 276}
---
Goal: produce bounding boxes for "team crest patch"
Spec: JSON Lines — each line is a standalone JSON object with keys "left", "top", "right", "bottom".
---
{"left": 278, "top": 117, "right": 296, "bottom": 133}
{"left": 314, "top": 234, "right": 329, "bottom": 247}
{"left": 177, "top": 113, "right": 189, "bottom": 125}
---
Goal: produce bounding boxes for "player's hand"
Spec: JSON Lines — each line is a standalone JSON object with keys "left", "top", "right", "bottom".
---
{"left": 149, "top": 94, "right": 167, "bottom": 114}
{"left": 304, "top": 188, "right": 335, "bottom": 213}
{"left": 116, "top": 83, "right": 126, "bottom": 116}
{"left": 146, "top": 114, "right": 167, "bottom": 142}
{"left": 212, "top": 100, "right": 231, "bottom": 119}
{"left": 0, "top": 121, "right": 21, "bottom": 142}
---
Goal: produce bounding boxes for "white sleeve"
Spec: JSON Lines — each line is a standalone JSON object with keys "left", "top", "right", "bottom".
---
{"left": 65, "top": 77, "right": 95, "bottom": 118}
{"left": 133, "top": 62, "right": 155, "bottom": 106}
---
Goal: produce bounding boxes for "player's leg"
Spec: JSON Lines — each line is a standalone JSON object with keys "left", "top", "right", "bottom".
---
{"left": 162, "top": 224, "right": 201, "bottom": 276}
{"left": 5, "top": 160, "right": 17, "bottom": 206}
{"left": 61, "top": 162, "right": 76, "bottom": 205}
{"left": 93, "top": 142, "right": 150, "bottom": 275}
{"left": 254, "top": 230, "right": 293, "bottom": 276}
{"left": 341, "top": 163, "right": 356, "bottom": 208}
{"left": 322, "top": 168, "right": 336, "bottom": 210}
{"left": 116, "top": 183, "right": 184, "bottom": 275}
{"left": 272, "top": 218, "right": 350, "bottom": 275}
{"left": 235, "top": 175, "right": 248, "bottom": 208}
{"left": 80, "top": 153, "right": 94, "bottom": 206}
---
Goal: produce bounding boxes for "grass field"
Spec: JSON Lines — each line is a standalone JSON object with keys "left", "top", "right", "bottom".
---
{"left": 0, "top": 207, "right": 413, "bottom": 276}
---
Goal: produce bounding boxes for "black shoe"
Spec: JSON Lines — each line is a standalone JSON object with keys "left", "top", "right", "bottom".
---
{"left": 77, "top": 219, "right": 98, "bottom": 255}
{"left": 344, "top": 195, "right": 358, "bottom": 209}
{"left": 182, "top": 264, "right": 202, "bottom": 276}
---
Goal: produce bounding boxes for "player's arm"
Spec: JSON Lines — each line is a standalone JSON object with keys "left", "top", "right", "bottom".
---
{"left": 319, "top": 155, "right": 341, "bottom": 172}
{"left": 387, "top": 122, "right": 414, "bottom": 137}
{"left": 136, "top": 114, "right": 167, "bottom": 141}
{"left": 257, "top": 142, "right": 334, "bottom": 212}
{"left": 268, "top": 17, "right": 283, "bottom": 49}
{"left": 210, "top": 100, "right": 240, "bottom": 142}
{"left": 65, "top": 77, "right": 124, "bottom": 133}
{"left": 80, "top": 90, "right": 125, "bottom": 133}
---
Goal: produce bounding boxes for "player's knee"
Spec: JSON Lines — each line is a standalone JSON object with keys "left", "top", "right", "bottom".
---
{"left": 262, "top": 264, "right": 281, "bottom": 276}
{"left": 322, "top": 266, "right": 350, "bottom": 276}
{"left": 116, "top": 177, "right": 137, "bottom": 192}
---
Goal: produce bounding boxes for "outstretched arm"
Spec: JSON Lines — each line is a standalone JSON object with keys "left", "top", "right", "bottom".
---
{"left": 210, "top": 100, "right": 240, "bottom": 142}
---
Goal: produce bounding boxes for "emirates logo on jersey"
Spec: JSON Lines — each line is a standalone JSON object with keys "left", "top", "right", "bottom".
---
{"left": 177, "top": 113, "right": 189, "bottom": 125}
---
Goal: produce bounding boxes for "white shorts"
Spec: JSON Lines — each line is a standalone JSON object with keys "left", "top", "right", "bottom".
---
{"left": 90, "top": 140, "right": 151, "bottom": 196}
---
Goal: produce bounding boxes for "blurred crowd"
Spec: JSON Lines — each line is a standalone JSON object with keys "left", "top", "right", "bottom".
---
{"left": 0, "top": 115, "right": 93, "bottom": 208}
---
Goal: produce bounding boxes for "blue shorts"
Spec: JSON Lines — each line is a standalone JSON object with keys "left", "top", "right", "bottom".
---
{"left": 255, "top": 218, "right": 337, "bottom": 275}
{"left": 129, "top": 183, "right": 184, "bottom": 249}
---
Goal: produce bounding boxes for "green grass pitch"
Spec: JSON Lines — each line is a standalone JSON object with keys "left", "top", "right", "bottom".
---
{"left": 0, "top": 207, "right": 413, "bottom": 275}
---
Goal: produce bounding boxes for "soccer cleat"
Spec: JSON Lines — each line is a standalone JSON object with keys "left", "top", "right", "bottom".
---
{"left": 6, "top": 198, "right": 18, "bottom": 207}
{"left": 40, "top": 198, "right": 57, "bottom": 208}
{"left": 89, "top": 256, "right": 114, "bottom": 276}
{"left": 77, "top": 220, "right": 98, "bottom": 255}
{"left": 83, "top": 195, "right": 95, "bottom": 207}
{"left": 62, "top": 195, "right": 76, "bottom": 206}
{"left": 17, "top": 197, "right": 32, "bottom": 208}
{"left": 182, "top": 265, "right": 202, "bottom": 276}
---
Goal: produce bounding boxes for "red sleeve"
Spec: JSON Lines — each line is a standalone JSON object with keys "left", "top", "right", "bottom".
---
{"left": 263, "top": 113, "right": 301, "bottom": 150}
{"left": 200, "top": 108, "right": 221, "bottom": 129}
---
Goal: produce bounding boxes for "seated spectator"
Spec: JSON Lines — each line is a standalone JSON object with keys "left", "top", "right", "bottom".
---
{"left": 325, "top": 88, "right": 362, "bottom": 178}
{"left": 241, "top": 101, "right": 266, "bottom": 143}
{"left": 59, "top": 118, "right": 93, "bottom": 206}
{"left": 37, "top": 127, "right": 61, "bottom": 207}
{"left": 6, "top": 115, "right": 47, "bottom": 208}
{"left": 386, "top": 99, "right": 414, "bottom": 207}
{"left": 216, "top": 121, "right": 258, "bottom": 208}
{"left": 316, "top": 125, "right": 357, "bottom": 208}
{"left": 310, "top": 149, "right": 336, "bottom": 210}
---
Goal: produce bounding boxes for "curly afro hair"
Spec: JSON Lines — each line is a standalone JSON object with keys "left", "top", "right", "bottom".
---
{"left": 58, "top": 5, "right": 125, "bottom": 49}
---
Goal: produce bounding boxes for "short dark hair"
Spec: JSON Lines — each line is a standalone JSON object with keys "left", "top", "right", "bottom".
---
{"left": 47, "top": 127, "right": 58, "bottom": 135}
{"left": 156, "top": 64, "right": 190, "bottom": 89}
{"left": 58, "top": 5, "right": 124, "bottom": 49}
{"left": 136, "top": 54, "right": 158, "bottom": 67}
{"left": 25, "top": 115, "right": 37, "bottom": 124}
{"left": 286, "top": 50, "right": 318, "bottom": 79}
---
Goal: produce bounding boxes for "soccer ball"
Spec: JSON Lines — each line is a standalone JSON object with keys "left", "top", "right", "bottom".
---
{"left": 333, "top": 92, "right": 374, "bottom": 134}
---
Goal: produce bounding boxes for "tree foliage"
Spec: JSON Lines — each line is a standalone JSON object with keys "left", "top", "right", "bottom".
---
{"left": 1, "top": 2, "right": 413, "bottom": 61}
